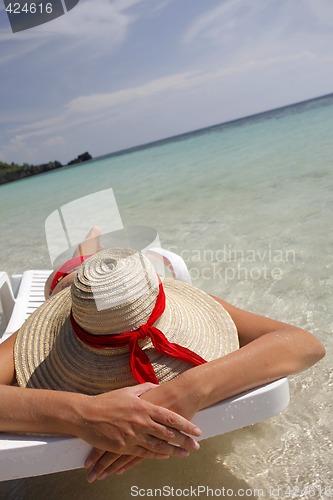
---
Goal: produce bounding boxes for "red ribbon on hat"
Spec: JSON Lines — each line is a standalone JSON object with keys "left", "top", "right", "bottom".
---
{"left": 50, "top": 255, "right": 92, "bottom": 294}
{"left": 70, "top": 282, "right": 207, "bottom": 384}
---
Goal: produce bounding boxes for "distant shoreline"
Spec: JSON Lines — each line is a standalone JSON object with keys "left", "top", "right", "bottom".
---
{"left": 0, "top": 152, "right": 92, "bottom": 186}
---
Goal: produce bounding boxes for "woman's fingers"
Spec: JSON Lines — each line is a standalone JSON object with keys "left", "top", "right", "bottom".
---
{"left": 77, "top": 386, "right": 202, "bottom": 458}
{"left": 133, "top": 383, "right": 202, "bottom": 438}
{"left": 92, "top": 455, "right": 145, "bottom": 481}
{"left": 86, "top": 450, "right": 121, "bottom": 483}
{"left": 114, "top": 456, "right": 145, "bottom": 476}
{"left": 85, "top": 450, "right": 167, "bottom": 482}
{"left": 138, "top": 428, "right": 200, "bottom": 457}
{"left": 84, "top": 447, "right": 105, "bottom": 470}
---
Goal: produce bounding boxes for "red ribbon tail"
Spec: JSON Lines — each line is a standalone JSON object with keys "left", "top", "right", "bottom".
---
{"left": 129, "top": 340, "right": 159, "bottom": 384}
{"left": 150, "top": 327, "right": 206, "bottom": 366}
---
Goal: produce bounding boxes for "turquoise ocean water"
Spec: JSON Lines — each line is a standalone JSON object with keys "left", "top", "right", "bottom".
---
{"left": 0, "top": 95, "right": 332, "bottom": 498}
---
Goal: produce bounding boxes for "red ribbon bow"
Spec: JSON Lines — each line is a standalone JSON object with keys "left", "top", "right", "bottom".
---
{"left": 70, "top": 282, "right": 206, "bottom": 384}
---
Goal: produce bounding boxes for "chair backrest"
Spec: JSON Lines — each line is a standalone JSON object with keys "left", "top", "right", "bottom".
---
{"left": 0, "top": 270, "right": 52, "bottom": 342}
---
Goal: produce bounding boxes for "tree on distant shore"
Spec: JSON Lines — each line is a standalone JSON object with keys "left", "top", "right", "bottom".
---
{"left": 0, "top": 152, "right": 92, "bottom": 185}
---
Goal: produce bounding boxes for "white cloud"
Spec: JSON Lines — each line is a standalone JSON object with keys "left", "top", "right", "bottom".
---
{"left": 183, "top": 0, "right": 333, "bottom": 51}
{"left": 0, "top": 134, "right": 66, "bottom": 164}
{"left": 0, "top": 43, "right": 31, "bottom": 64}
{"left": 1, "top": 0, "right": 332, "bottom": 164}
{"left": 40, "top": 135, "right": 65, "bottom": 148}
{"left": 38, "top": 0, "right": 130, "bottom": 39}
{"left": 183, "top": 0, "right": 248, "bottom": 45}
{"left": 67, "top": 72, "right": 197, "bottom": 113}
{"left": 6, "top": 49, "right": 325, "bottom": 145}
{"left": 0, "top": 0, "right": 155, "bottom": 64}
{"left": 0, "top": 24, "right": 51, "bottom": 65}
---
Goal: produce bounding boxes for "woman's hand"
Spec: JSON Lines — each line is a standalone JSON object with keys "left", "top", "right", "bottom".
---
{"left": 83, "top": 380, "right": 201, "bottom": 482}
{"left": 84, "top": 450, "right": 145, "bottom": 483}
{"left": 73, "top": 382, "right": 201, "bottom": 481}
{"left": 140, "top": 371, "right": 202, "bottom": 420}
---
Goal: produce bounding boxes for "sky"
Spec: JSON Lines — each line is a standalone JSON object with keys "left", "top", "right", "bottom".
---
{"left": 0, "top": 0, "right": 333, "bottom": 165}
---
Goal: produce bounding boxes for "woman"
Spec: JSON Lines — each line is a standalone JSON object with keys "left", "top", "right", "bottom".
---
{"left": 0, "top": 247, "right": 325, "bottom": 484}
{"left": 43, "top": 225, "right": 105, "bottom": 299}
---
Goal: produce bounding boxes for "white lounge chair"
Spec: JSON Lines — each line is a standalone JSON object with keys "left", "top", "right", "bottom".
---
{"left": 0, "top": 250, "right": 289, "bottom": 482}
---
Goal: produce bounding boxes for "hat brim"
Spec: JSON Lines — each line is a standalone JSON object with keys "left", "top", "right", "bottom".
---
{"left": 14, "top": 279, "right": 239, "bottom": 395}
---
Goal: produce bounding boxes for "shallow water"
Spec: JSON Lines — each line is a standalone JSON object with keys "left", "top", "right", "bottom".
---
{"left": 0, "top": 95, "right": 332, "bottom": 499}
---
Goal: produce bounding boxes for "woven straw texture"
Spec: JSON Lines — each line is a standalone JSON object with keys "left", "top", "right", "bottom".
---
{"left": 14, "top": 249, "right": 239, "bottom": 394}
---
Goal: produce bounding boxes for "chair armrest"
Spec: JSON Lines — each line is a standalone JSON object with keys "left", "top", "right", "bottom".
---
{"left": 146, "top": 248, "right": 192, "bottom": 284}
{"left": 0, "top": 378, "right": 289, "bottom": 481}
{"left": 192, "top": 377, "right": 290, "bottom": 440}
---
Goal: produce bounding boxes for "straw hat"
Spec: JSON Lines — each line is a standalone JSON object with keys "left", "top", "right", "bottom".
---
{"left": 14, "top": 248, "right": 239, "bottom": 395}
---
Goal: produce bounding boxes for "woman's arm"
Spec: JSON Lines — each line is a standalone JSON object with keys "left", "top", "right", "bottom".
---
{"left": 0, "top": 334, "right": 201, "bottom": 460}
{"left": 79, "top": 300, "right": 326, "bottom": 480}
{"left": 142, "top": 298, "right": 325, "bottom": 418}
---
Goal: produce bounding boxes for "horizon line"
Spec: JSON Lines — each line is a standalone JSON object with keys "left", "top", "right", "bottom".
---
{"left": 94, "top": 91, "right": 333, "bottom": 163}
